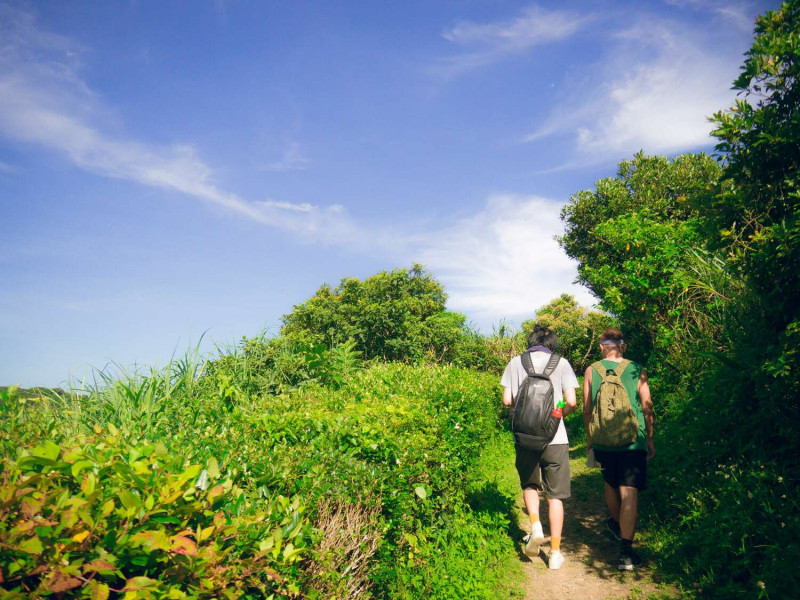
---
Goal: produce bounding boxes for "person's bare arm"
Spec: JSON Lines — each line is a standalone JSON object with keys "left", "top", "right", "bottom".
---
{"left": 502, "top": 386, "right": 513, "bottom": 407}
{"left": 562, "top": 386, "right": 577, "bottom": 416}
{"left": 638, "top": 368, "right": 655, "bottom": 460}
{"left": 583, "top": 365, "right": 593, "bottom": 449}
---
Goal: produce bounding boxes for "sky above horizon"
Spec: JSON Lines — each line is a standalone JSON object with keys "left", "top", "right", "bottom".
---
{"left": 1, "top": 0, "right": 778, "bottom": 387}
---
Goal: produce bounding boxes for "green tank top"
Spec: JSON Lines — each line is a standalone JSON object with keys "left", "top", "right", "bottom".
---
{"left": 590, "top": 359, "right": 647, "bottom": 452}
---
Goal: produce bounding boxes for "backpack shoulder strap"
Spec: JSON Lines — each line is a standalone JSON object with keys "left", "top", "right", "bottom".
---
{"left": 543, "top": 353, "right": 561, "bottom": 376}
{"left": 591, "top": 361, "right": 606, "bottom": 379}
{"left": 520, "top": 352, "right": 538, "bottom": 376}
{"left": 615, "top": 359, "right": 632, "bottom": 377}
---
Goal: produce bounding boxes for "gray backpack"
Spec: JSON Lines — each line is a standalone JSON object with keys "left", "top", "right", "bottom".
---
{"left": 510, "top": 353, "right": 561, "bottom": 450}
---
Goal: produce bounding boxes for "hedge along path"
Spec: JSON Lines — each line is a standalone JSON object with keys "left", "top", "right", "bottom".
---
{"left": 511, "top": 447, "right": 682, "bottom": 600}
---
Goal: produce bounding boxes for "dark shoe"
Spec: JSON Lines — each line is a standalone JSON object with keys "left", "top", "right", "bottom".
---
{"left": 606, "top": 517, "right": 621, "bottom": 541}
{"left": 618, "top": 547, "right": 643, "bottom": 571}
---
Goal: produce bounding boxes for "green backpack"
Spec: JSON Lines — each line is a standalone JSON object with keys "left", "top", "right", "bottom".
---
{"left": 589, "top": 360, "right": 639, "bottom": 447}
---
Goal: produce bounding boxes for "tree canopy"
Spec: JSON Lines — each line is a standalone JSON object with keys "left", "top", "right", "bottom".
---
{"left": 281, "top": 264, "right": 466, "bottom": 363}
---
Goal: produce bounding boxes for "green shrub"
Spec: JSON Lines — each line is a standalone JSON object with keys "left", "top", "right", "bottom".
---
{"left": 0, "top": 433, "right": 310, "bottom": 599}
{"left": 280, "top": 265, "right": 466, "bottom": 363}
{"left": 2, "top": 360, "right": 519, "bottom": 599}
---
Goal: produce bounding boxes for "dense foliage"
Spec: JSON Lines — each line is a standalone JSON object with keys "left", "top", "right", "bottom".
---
{"left": 560, "top": 152, "right": 726, "bottom": 367}
{"left": 560, "top": 2, "right": 800, "bottom": 597}
{"left": 281, "top": 264, "right": 467, "bottom": 364}
{"left": 0, "top": 352, "right": 521, "bottom": 599}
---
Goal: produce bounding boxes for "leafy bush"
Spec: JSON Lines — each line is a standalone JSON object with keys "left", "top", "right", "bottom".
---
{"left": 0, "top": 433, "right": 310, "bottom": 599}
{"left": 1, "top": 357, "right": 520, "bottom": 599}
{"left": 281, "top": 264, "right": 467, "bottom": 363}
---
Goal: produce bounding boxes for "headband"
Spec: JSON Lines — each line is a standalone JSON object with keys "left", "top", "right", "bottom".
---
{"left": 600, "top": 339, "right": 625, "bottom": 346}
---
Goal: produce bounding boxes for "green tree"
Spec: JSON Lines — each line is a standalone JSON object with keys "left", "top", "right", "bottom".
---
{"left": 707, "top": 0, "right": 800, "bottom": 399}
{"left": 559, "top": 152, "right": 728, "bottom": 366}
{"left": 521, "top": 294, "right": 617, "bottom": 373}
{"left": 281, "top": 264, "right": 466, "bottom": 362}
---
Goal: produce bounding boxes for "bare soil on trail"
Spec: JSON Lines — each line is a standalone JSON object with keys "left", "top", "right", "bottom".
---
{"left": 513, "top": 453, "right": 681, "bottom": 600}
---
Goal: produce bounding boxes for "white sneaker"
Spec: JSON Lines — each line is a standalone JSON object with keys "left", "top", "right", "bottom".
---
{"left": 523, "top": 521, "right": 544, "bottom": 557}
{"left": 548, "top": 549, "right": 565, "bottom": 570}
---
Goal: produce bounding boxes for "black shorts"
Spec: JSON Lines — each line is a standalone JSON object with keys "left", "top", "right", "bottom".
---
{"left": 594, "top": 449, "right": 647, "bottom": 490}
{"left": 515, "top": 443, "right": 571, "bottom": 499}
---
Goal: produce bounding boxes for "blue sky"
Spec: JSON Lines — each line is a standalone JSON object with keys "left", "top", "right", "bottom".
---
{"left": 1, "top": 0, "right": 777, "bottom": 387}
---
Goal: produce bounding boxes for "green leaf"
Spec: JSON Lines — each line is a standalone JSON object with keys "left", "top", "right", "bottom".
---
{"left": 119, "top": 490, "right": 141, "bottom": 510}
{"left": 81, "top": 473, "right": 96, "bottom": 496}
{"left": 31, "top": 440, "right": 61, "bottom": 462}
{"left": 207, "top": 456, "right": 220, "bottom": 479}
{"left": 125, "top": 576, "right": 158, "bottom": 591}
{"left": 18, "top": 537, "right": 44, "bottom": 554}
{"left": 151, "top": 515, "right": 181, "bottom": 525}
{"left": 414, "top": 486, "right": 427, "bottom": 500}
{"left": 89, "top": 580, "right": 110, "bottom": 600}
{"left": 71, "top": 460, "right": 94, "bottom": 478}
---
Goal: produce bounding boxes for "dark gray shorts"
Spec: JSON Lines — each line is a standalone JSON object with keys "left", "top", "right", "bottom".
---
{"left": 515, "top": 443, "right": 571, "bottom": 499}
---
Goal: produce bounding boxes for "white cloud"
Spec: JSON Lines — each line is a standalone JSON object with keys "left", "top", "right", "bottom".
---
{"left": 432, "top": 5, "right": 585, "bottom": 78}
{"left": 526, "top": 17, "right": 742, "bottom": 158}
{"left": 414, "top": 194, "right": 596, "bottom": 327}
{"left": 0, "top": 5, "right": 353, "bottom": 243}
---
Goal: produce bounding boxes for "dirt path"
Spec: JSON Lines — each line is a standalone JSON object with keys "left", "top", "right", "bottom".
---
{"left": 513, "top": 452, "right": 680, "bottom": 600}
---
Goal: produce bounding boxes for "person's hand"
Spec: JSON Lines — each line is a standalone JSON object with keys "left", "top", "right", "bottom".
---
{"left": 646, "top": 438, "right": 655, "bottom": 460}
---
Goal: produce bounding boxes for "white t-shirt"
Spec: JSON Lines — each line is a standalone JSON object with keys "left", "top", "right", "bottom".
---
{"left": 500, "top": 351, "right": 580, "bottom": 445}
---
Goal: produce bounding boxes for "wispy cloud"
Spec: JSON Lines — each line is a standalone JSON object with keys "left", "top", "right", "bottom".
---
{"left": 431, "top": 5, "right": 585, "bottom": 79}
{"left": 261, "top": 140, "right": 310, "bottom": 172}
{"left": 664, "top": 0, "right": 757, "bottom": 31}
{"left": 526, "top": 17, "right": 741, "bottom": 159}
{"left": 0, "top": 5, "right": 352, "bottom": 242}
{"left": 414, "top": 194, "right": 595, "bottom": 325}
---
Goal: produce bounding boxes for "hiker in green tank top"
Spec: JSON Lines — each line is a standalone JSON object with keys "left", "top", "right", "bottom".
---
{"left": 582, "top": 328, "right": 655, "bottom": 571}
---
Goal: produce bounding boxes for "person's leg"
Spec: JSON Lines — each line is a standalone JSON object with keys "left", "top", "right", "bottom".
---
{"left": 524, "top": 487, "right": 540, "bottom": 523}
{"left": 616, "top": 451, "right": 647, "bottom": 570}
{"left": 618, "top": 485, "right": 639, "bottom": 540}
{"left": 617, "top": 485, "right": 642, "bottom": 570}
{"left": 515, "top": 446, "right": 545, "bottom": 556}
{"left": 604, "top": 482, "right": 621, "bottom": 521}
{"left": 540, "top": 444, "right": 570, "bottom": 569}
{"left": 595, "top": 450, "right": 623, "bottom": 539}
{"left": 547, "top": 497, "right": 563, "bottom": 540}
{"left": 546, "top": 497, "right": 566, "bottom": 569}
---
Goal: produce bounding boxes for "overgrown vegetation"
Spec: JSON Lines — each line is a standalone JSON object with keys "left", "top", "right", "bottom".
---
{"left": 0, "top": 350, "right": 525, "bottom": 598}
{"left": 560, "top": 2, "right": 800, "bottom": 596}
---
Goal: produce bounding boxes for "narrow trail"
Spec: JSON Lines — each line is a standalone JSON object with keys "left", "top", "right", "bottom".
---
{"left": 513, "top": 450, "right": 680, "bottom": 600}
